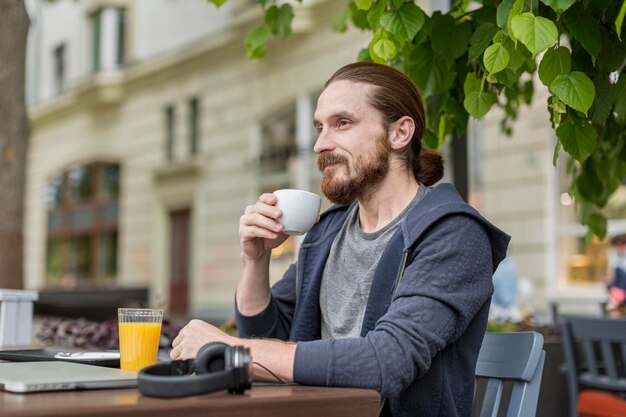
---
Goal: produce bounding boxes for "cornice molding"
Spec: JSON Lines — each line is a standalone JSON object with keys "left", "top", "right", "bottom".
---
{"left": 28, "top": 0, "right": 338, "bottom": 128}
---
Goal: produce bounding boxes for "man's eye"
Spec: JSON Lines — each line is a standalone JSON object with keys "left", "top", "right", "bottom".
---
{"left": 338, "top": 120, "right": 350, "bottom": 127}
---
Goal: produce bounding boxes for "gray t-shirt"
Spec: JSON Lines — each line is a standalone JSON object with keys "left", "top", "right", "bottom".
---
{"left": 320, "top": 185, "right": 429, "bottom": 339}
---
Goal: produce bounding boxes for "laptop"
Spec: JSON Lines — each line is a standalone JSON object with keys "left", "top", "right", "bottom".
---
{"left": 0, "top": 361, "right": 137, "bottom": 393}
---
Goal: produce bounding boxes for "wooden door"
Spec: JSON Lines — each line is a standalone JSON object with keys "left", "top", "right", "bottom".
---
{"left": 169, "top": 208, "right": 190, "bottom": 317}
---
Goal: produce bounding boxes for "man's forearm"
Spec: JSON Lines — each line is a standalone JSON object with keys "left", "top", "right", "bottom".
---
{"left": 239, "top": 338, "right": 297, "bottom": 382}
{"left": 236, "top": 252, "right": 272, "bottom": 316}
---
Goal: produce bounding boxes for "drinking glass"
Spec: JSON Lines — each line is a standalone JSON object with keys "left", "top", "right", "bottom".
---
{"left": 118, "top": 308, "right": 163, "bottom": 371}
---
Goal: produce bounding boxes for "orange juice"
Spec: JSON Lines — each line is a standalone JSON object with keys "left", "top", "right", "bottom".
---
{"left": 118, "top": 322, "right": 162, "bottom": 371}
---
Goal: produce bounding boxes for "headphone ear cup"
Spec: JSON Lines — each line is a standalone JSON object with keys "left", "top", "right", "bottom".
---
{"left": 195, "top": 342, "right": 228, "bottom": 374}
{"left": 225, "top": 345, "right": 251, "bottom": 394}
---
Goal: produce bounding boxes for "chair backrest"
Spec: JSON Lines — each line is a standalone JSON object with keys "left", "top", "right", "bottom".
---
{"left": 473, "top": 331, "right": 546, "bottom": 417}
{"left": 560, "top": 315, "right": 626, "bottom": 417}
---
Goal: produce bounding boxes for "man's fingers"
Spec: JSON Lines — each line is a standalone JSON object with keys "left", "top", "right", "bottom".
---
{"left": 241, "top": 225, "right": 279, "bottom": 241}
{"left": 172, "top": 333, "right": 182, "bottom": 348}
{"left": 170, "top": 344, "right": 181, "bottom": 360}
{"left": 259, "top": 193, "right": 277, "bottom": 205}
{"left": 240, "top": 213, "right": 283, "bottom": 235}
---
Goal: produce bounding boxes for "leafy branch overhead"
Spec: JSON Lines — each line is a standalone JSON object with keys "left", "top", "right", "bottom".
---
{"left": 209, "top": 0, "right": 626, "bottom": 241}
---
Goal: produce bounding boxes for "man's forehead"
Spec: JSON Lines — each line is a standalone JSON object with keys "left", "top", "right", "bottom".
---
{"left": 314, "top": 81, "right": 375, "bottom": 119}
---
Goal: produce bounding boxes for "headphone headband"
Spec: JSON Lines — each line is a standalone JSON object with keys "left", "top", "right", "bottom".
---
{"left": 138, "top": 342, "right": 251, "bottom": 398}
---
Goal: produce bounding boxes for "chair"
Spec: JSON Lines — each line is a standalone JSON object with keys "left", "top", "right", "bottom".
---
{"left": 560, "top": 315, "right": 626, "bottom": 417}
{"left": 473, "top": 331, "right": 546, "bottom": 417}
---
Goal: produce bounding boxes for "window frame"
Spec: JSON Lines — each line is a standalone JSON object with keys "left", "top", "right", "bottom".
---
{"left": 45, "top": 162, "right": 121, "bottom": 287}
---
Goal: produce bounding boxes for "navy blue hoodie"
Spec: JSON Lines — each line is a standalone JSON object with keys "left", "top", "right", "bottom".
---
{"left": 236, "top": 183, "right": 510, "bottom": 417}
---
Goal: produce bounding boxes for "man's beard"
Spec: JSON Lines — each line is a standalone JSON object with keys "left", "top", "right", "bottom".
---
{"left": 317, "top": 135, "right": 391, "bottom": 206}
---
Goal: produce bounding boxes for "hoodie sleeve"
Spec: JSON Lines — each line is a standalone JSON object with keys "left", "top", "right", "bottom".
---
{"left": 235, "top": 262, "right": 297, "bottom": 340}
{"left": 293, "top": 214, "right": 495, "bottom": 398}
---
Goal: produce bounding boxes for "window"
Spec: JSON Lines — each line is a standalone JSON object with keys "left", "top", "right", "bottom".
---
{"left": 116, "top": 8, "right": 126, "bottom": 66}
{"left": 557, "top": 157, "right": 626, "bottom": 286}
{"left": 259, "top": 108, "right": 298, "bottom": 177}
{"left": 91, "top": 10, "right": 101, "bottom": 72}
{"left": 90, "top": 7, "right": 126, "bottom": 72}
{"left": 188, "top": 97, "right": 200, "bottom": 156}
{"left": 165, "top": 105, "right": 175, "bottom": 161}
{"left": 258, "top": 107, "right": 299, "bottom": 260}
{"left": 53, "top": 43, "right": 66, "bottom": 94}
{"left": 45, "top": 162, "right": 120, "bottom": 288}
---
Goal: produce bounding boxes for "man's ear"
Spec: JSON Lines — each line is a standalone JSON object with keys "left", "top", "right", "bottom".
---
{"left": 388, "top": 116, "right": 415, "bottom": 150}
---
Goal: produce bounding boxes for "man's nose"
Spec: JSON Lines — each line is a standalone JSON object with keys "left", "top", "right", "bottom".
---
{"left": 313, "top": 128, "right": 333, "bottom": 154}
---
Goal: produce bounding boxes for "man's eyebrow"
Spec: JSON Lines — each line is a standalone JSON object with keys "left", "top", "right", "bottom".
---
{"left": 313, "top": 111, "right": 358, "bottom": 126}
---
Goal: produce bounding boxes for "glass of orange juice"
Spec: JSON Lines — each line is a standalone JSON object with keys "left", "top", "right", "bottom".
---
{"left": 118, "top": 308, "right": 163, "bottom": 372}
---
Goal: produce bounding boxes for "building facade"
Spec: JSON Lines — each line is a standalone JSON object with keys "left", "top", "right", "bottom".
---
{"left": 24, "top": 0, "right": 624, "bottom": 321}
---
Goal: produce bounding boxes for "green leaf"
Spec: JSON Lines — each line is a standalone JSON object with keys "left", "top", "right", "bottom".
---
{"left": 507, "top": 0, "right": 524, "bottom": 41}
{"left": 511, "top": 13, "right": 558, "bottom": 57}
{"left": 556, "top": 119, "right": 597, "bottom": 163}
{"left": 247, "top": 45, "right": 267, "bottom": 62}
{"left": 552, "top": 140, "right": 562, "bottom": 167}
{"left": 431, "top": 13, "right": 472, "bottom": 64}
{"left": 500, "top": 36, "right": 528, "bottom": 72}
{"left": 333, "top": 9, "right": 350, "bottom": 33}
{"left": 483, "top": 43, "right": 510, "bottom": 75}
{"left": 563, "top": 7, "right": 602, "bottom": 59}
{"left": 589, "top": 79, "right": 611, "bottom": 127}
{"left": 587, "top": 212, "right": 607, "bottom": 240}
{"left": 616, "top": 0, "right": 626, "bottom": 41}
{"left": 611, "top": 78, "right": 626, "bottom": 122}
{"left": 436, "top": 113, "right": 447, "bottom": 141}
{"left": 207, "top": 0, "right": 228, "bottom": 7}
{"left": 444, "top": 97, "right": 469, "bottom": 134}
{"left": 373, "top": 38, "right": 397, "bottom": 62}
{"left": 349, "top": 2, "right": 370, "bottom": 29}
{"left": 265, "top": 4, "right": 294, "bottom": 39}
{"left": 380, "top": 3, "right": 425, "bottom": 40}
{"left": 550, "top": 72, "right": 595, "bottom": 115}
{"left": 597, "top": 39, "right": 626, "bottom": 73}
{"left": 464, "top": 91, "right": 497, "bottom": 118}
{"left": 366, "top": 0, "right": 386, "bottom": 29}
{"left": 469, "top": 23, "right": 499, "bottom": 64}
{"left": 496, "top": 0, "right": 515, "bottom": 34}
{"left": 423, "top": 129, "right": 440, "bottom": 149}
{"left": 245, "top": 24, "right": 271, "bottom": 51}
{"left": 354, "top": 0, "right": 373, "bottom": 11}
{"left": 540, "top": 0, "right": 575, "bottom": 17}
{"left": 538, "top": 46, "right": 571, "bottom": 87}
{"left": 464, "top": 72, "right": 482, "bottom": 95}
{"left": 407, "top": 45, "right": 456, "bottom": 97}
{"left": 426, "top": 93, "right": 448, "bottom": 130}
{"left": 574, "top": 167, "right": 603, "bottom": 203}
{"left": 357, "top": 48, "right": 372, "bottom": 62}
{"left": 474, "top": 5, "right": 497, "bottom": 26}
{"left": 413, "top": 14, "right": 431, "bottom": 45}
{"left": 494, "top": 68, "right": 518, "bottom": 88}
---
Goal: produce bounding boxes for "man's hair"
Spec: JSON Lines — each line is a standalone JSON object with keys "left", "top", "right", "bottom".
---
{"left": 611, "top": 233, "right": 626, "bottom": 246}
{"left": 325, "top": 62, "right": 444, "bottom": 186}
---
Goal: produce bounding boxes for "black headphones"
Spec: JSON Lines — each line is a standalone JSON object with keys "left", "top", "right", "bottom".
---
{"left": 137, "top": 342, "right": 251, "bottom": 398}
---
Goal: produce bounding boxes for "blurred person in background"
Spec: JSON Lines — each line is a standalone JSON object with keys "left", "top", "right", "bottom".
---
{"left": 606, "top": 234, "right": 626, "bottom": 316}
{"left": 489, "top": 253, "right": 522, "bottom": 323}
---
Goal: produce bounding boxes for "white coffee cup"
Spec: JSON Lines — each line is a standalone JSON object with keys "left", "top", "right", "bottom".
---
{"left": 273, "top": 189, "right": 322, "bottom": 236}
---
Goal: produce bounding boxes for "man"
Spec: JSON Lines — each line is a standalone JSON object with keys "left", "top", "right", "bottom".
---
{"left": 170, "top": 62, "right": 510, "bottom": 417}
